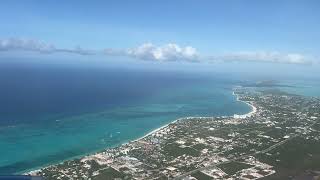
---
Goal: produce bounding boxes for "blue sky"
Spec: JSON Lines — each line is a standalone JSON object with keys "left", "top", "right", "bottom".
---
{"left": 0, "top": 0, "right": 319, "bottom": 72}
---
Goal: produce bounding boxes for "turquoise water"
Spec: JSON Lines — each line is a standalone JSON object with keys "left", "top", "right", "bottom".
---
{"left": 0, "top": 66, "right": 252, "bottom": 174}
{"left": 1, "top": 88, "right": 250, "bottom": 174}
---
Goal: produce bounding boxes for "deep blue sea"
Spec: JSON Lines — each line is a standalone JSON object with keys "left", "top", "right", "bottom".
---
{"left": 0, "top": 64, "right": 253, "bottom": 174}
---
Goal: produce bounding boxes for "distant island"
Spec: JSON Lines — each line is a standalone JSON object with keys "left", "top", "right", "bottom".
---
{"left": 27, "top": 88, "right": 320, "bottom": 179}
{"left": 241, "top": 80, "right": 296, "bottom": 88}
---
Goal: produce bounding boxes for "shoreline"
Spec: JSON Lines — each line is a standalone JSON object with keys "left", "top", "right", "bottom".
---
{"left": 232, "top": 91, "right": 257, "bottom": 119}
{"left": 27, "top": 89, "right": 257, "bottom": 175}
{"left": 137, "top": 89, "right": 257, "bottom": 143}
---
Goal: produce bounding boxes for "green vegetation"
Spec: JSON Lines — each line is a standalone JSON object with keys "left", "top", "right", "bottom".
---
{"left": 162, "top": 143, "right": 200, "bottom": 158}
{"left": 257, "top": 136, "right": 320, "bottom": 179}
{"left": 191, "top": 171, "right": 213, "bottom": 180}
{"left": 218, "top": 161, "right": 253, "bottom": 175}
{"left": 92, "top": 167, "right": 127, "bottom": 180}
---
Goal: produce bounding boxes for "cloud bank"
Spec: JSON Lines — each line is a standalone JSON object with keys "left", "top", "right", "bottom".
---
{"left": 0, "top": 38, "right": 93, "bottom": 55}
{"left": 0, "top": 38, "right": 313, "bottom": 65}
{"left": 0, "top": 38, "right": 55, "bottom": 52}
{"left": 213, "top": 51, "right": 310, "bottom": 65}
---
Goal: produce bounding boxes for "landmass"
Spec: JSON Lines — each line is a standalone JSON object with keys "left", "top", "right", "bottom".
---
{"left": 27, "top": 88, "right": 320, "bottom": 179}
{"left": 241, "top": 80, "right": 296, "bottom": 88}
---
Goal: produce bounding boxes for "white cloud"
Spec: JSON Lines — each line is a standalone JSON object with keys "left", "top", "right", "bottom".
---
{"left": 105, "top": 44, "right": 311, "bottom": 65}
{"left": 0, "top": 38, "right": 55, "bottom": 52}
{"left": 105, "top": 43, "right": 199, "bottom": 62}
{"left": 211, "top": 51, "right": 311, "bottom": 64}
{"left": 0, "top": 38, "right": 93, "bottom": 55}
{"left": 0, "top": 38, "right": 313, "bottom": 65}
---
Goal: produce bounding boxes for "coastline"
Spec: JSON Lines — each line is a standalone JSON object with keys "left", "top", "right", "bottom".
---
{"left": 27, "top": 89, "right": 257, "bottom": 175}
{"left": 232, "top": 91, "right": 257, "bottom": 119}
{"left": 138, "top": 89, "right": 257, "bottom": 142}
{"left": 134, "top": 118, "right": 181, "bottom": 142}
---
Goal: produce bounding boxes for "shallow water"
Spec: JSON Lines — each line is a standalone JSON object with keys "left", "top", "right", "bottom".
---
{"left": 0, "top": 65, "right": 251, "bottom": 174}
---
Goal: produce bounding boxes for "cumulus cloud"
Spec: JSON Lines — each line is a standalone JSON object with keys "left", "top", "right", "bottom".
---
{"left": 105, "top": 43, "right": 199, "bottom": 62}
{"left": 0, "top": 38, "right": 93, "bottom": 55}
{"left": 209, "top": 51, "right": 311, "bottom": 65}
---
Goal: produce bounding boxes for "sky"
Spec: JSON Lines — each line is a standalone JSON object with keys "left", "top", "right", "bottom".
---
{"left": 0, "top": 0, "right": 319, "bottom": 76}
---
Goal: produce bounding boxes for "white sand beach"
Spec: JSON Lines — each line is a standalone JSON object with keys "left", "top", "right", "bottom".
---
{"left": 232, "top": 91, "right": 257, "bottom": 119}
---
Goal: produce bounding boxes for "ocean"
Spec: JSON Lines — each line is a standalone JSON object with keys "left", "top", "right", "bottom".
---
{"left": 0, "top": 63, "right": 252, "bottom": 174}
{"left": 279, "top": 79, "right": 320, "bottom": 97}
